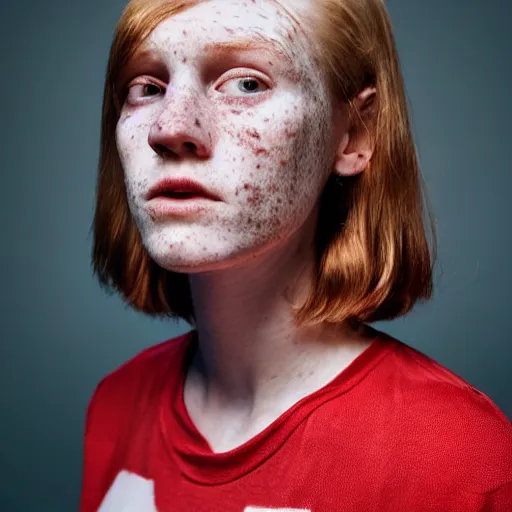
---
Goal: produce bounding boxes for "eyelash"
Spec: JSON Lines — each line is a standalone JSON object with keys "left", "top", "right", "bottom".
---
{"left": 125, "top": 71, "right": 270, "bottom": 104}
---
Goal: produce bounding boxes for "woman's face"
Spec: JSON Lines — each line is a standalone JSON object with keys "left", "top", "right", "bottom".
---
{"left": 116, "top": 0, "right": 340, "bottom": 272}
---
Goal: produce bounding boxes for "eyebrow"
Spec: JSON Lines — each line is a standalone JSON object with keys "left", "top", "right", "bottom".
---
{"left": 202, "top": 36, "right": 294, "bottom": 64}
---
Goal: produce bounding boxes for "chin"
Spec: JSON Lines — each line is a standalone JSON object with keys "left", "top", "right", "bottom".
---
{"left": 144, "top": 241, "right": 262, "bottom": 275}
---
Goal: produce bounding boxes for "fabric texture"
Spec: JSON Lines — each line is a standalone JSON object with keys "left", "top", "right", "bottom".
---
{"left": 80, "top": 330, "right": 512, "bottom": 512}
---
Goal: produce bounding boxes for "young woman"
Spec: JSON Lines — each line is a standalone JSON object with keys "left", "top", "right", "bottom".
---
{"left": 81, "top": 0, "right": 512, "bottom": 510}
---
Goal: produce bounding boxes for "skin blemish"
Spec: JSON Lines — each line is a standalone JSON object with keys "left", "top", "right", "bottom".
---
{"left": 246, "top": 128, "right": 261, "bottom": 139}
{"left": 231, "top": 109, "right": 242, "bottom": 115}
{"left": 256, "top": 164, "right": 261, "bottom": 169}
{"left": 182, "top": 57, "right": 187, "bottom": 63}
{"left": 253, "top": 147, "right": 270, "bottom": 156}
{"left": 195, "top": 119, "right": 201, "bottom": 127}
{"left": 247, "top": 185, "right": 263, "bottom": 206}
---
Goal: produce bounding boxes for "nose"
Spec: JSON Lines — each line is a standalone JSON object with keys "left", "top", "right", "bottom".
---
{"left": 148, "top": 88, "right": 212, "bottom": 160}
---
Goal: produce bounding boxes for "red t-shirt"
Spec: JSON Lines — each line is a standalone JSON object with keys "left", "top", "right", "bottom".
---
{"left": 80, "top": 330, "right": 512, "bottom": 511}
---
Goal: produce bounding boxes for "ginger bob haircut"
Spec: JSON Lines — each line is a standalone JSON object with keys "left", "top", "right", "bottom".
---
{"left": 92, "top": 0, "right": 436, "bottom": 327}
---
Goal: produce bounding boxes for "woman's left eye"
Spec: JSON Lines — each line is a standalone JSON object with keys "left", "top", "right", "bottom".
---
{"left": 218, "top": 77, "right": 269, "bottom": 96}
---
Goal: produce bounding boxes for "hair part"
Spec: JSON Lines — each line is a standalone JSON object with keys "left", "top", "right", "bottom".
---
{"left": 92, "top": 0, "right": 436, "bottom": 327}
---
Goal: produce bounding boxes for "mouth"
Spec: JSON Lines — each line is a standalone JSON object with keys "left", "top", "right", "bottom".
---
{"left": 146, "top": 177, "right": 220, "bottom": 202}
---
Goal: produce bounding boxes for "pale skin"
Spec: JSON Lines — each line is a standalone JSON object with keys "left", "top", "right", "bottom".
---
{"left": 116, "top": 0, "right": 376, "bottom": 453}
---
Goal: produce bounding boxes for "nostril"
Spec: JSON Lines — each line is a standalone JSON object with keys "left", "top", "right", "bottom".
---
{"left": 154, "top": 143, "right": 178, "bottom": 159}
{"left": 183, "top": 141, "right": 197, "bottom": 153}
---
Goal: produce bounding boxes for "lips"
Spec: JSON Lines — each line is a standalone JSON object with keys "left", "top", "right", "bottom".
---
{"left": 146, "top": 177, "right": 220, "bottom": 201}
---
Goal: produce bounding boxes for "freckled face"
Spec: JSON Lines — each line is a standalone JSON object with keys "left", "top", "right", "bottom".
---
{"left": 116, "top": 0, "right": 337, "bottom": 272}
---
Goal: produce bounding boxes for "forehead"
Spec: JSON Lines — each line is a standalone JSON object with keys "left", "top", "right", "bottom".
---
{"left": 143, "top": 0, "right": 315, "bottom": 58}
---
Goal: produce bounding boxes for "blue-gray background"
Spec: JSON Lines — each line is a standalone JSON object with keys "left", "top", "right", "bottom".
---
{"left": 1, "top": 0, "right": 511, "bottom": 510}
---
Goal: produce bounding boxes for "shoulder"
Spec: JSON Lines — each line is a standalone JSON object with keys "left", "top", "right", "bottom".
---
{"left": 313, "top": 331, "right": 512, "bottom": 493}
{"left": 84, "top": 330, "right": 193, "bottom": 439}
{"left": 375, "top": 333, "right": 512, "bottom": 490}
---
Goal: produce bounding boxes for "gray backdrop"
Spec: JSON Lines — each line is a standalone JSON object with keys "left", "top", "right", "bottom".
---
{"left": 1, "top": 0, "right": 511, "bottom": 510}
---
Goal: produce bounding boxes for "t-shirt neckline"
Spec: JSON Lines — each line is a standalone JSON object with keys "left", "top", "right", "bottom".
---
{"left": 159, "top": 329, "right": 398, "bottom": 485}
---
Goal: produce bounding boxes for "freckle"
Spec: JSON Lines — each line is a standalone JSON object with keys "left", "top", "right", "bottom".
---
{"left": 277, "top": 198, "right": 282, "bottom": 204}
{"left": 247, "top": 217, "right": 253, "bottom": 224}
{"left": 242, "top": 157, "right": 245, "bottom": 161}
{"left": 235, "top": 189, "right": 239, "bottom": 196}
{"left": 182, "top": 57, "right": 187, "bottom": 63}
{"left": 183, "top": 30, "right": 187, "bottom": 36}
{"left": 131, "top": 135, "right": 134, "bottom": 139}
{"left": 174, "top": 50, "right": 177, "bottom": 55}
{"left": 279, "top": 159, "right": 288, "bottom": 167}
{"left": 231, "top": 109, "right": 242, "bottom": 115}
{"left": 288, "top": 199, "right": 293, "bottom": 205}
{"left": 256, "top": 222, "right": 261, "bottom": 229}
{"left": 202, "top": 246, "right": 207, "bottom": 250}
{"left": 256, "top": 164, "right": 261, "bottom": 169}
{"left": 195, "top": 118, "right": 201, "bottom": 127}
{"left": 186, "top": 236, "right": 190, "bottom": 240}
{"left": 268, "top": 61, "right": 273, "bottom": 66}
{"left": 263, "top": 118, "right": 269, "bottom": 123}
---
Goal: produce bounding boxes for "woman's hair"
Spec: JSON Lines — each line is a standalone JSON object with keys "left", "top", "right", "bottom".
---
{"left": 92, "top": 0, "right": 436, "bottom": 327}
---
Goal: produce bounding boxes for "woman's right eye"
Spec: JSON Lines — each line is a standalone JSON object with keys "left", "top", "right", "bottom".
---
{"left": 126, "top": 82, "right": 164, "bottom": 103}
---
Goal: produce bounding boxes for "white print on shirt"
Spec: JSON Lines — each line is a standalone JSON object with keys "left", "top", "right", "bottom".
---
{"left": 98, "top": 471, "right": 158, "bottom": 512}
{"left": 98, "top": 471, "right": 311, "bottom": 512}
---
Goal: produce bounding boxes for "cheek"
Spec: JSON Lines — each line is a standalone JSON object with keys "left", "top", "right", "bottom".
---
{"left": 116, "top": 116, "right": 152, "bottom": 175}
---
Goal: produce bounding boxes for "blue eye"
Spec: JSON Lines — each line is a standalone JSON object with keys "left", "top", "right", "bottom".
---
{"left": 218, "top": 74, "right": 269, "bottom": 96}
{"left": 238, "top": 78, "right": 263, "bottom": 93}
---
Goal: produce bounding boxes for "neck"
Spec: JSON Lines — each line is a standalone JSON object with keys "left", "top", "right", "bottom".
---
{"left": 185, "top": 208, "right": 373, "bottom": 415}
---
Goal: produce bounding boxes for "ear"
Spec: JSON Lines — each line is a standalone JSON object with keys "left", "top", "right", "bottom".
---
{"left": 333, "top": 86, "right": 377, "bottom": 177}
